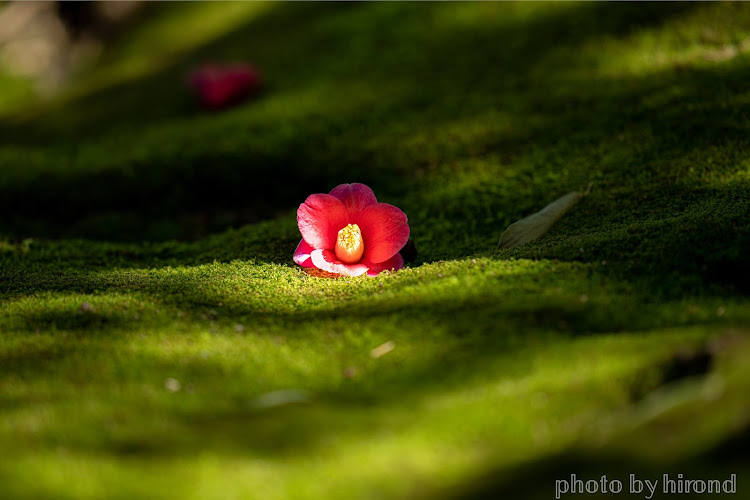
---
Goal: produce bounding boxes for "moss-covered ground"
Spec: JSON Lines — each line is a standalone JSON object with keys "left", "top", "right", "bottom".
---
{"left": 1, "top": 2, "right": 749, "bottom": 499}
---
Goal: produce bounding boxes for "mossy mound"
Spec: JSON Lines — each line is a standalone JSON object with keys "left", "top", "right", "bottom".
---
{"left": 1, "top": 3, "right": 749, "bottom": 499}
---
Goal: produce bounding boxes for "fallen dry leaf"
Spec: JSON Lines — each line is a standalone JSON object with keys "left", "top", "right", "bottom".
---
{"left": 498, "top": 183, "right": 592, "bottom": 249}
{"left": 370, "top": 341, "right": 395, "bottom": 359}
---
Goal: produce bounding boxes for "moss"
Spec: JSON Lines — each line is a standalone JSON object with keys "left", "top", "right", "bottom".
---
{"left": 1, "top": 2, "right": 750, "bottom": 499}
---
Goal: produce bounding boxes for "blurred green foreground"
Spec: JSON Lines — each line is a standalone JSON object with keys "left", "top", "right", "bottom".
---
{"left": 1, "top": 2, "right": 749, "bottom": 499}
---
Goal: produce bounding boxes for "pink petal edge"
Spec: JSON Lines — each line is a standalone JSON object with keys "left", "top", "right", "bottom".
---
{"left": 311, "top": 249, "right": 369, "bottom": 277}
{"left": 365, "top": 252, "right": 404, "bottom": 277}
{"left": 329, "top": 183, "right": 378, "bottom": 222}
{"left": 356, "top": 203, "right": 410, "bottom": 264}
{"left": 293, "top": 239, "right": 315, "bottom": 268}
{"left": 297, "top": 194, "right": 348, "bottom": 250}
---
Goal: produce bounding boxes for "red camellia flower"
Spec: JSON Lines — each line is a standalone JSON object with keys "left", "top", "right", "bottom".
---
{"left": 188, "top": 63, "right": 262, "bottom": 110}
{"left": 294, "top": 183, "right": 410, "bottom": 277}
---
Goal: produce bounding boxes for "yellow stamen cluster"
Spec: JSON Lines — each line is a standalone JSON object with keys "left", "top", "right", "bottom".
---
{"left": 335, "top": 224, "right": 364, "bottom": 264}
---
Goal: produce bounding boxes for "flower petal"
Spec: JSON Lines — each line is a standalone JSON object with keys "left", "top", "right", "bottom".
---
{"left": 188, "top": 63, "right": 262, "bottom": 110}
{"left": 357, "top": 203, "right": 410, "bottom": 264}
{"left": 365, "top": 252, "right": 404, "bottom": 276}
{"left": 311, "top": 249, "right": 369, "bottom": 277}
{"left": 297, "top": 194, "right": 348, "bottom": 250}
{"left": 329, "top": 183, "right": 378, "bottom": 222}
{"left": 293, "top": 239, "right": 315, "bottom": 268}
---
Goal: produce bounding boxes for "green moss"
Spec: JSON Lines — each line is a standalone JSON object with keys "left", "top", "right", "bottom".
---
{"left": 1, "top": 2, "right": 749, "bottom": 499}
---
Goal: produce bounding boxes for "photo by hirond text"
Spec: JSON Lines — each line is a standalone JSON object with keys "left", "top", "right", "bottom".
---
{"left": 556, "top": 473, "right": 737, "bottom": 499}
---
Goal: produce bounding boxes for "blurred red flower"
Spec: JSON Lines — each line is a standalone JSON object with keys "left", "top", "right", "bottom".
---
{"left": 188, "top": 63, "right": 262, "bottom": 110}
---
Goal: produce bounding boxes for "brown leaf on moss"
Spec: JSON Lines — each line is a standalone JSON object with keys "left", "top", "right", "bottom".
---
{"left": 498, "top": 184, "right": 592, "bottom": 249}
